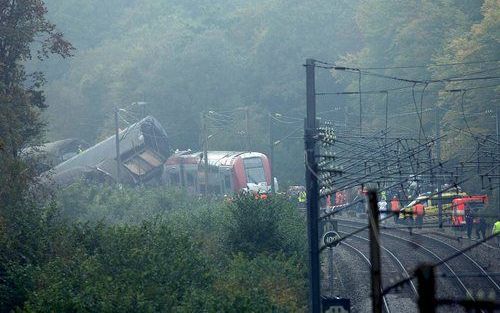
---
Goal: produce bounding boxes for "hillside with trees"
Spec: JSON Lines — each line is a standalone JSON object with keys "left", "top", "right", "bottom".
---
{"left": 1, "top": 1, "right": 499, "bottom": 311}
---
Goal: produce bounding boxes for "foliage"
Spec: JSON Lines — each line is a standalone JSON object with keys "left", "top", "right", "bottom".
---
{"left": 334, "top": 0, "right": 499, "bottom": 207}
{"left": 0, "top": 1, "right": 73, "bottom": 311}
{"left": 0, "top": 0, "right": 73, "bottom": 156}
{"left": 20, "top": 221, "right": 212, "bottom": 312}
{"left": 55, "top": 182, "right": 201, "bottom": 223}
{"left": 207, "top": 253, "right": 307, "bottom": 312}
{"left": 4, "top": 1, "right": 500, "bottom": 311}
{"left": 2, "top": 183, "right": 308, "bottom": 312}
{"left": 35, "top": 0, "right": 362, "bottom": 185}
{"left": 223, "top": 194, "right": 307, "bottom": 258}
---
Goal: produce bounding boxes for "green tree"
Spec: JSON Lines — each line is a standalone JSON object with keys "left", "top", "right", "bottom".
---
{"left": 0, "top": 1, "right": 72, "bottom": 311}
{"left": 37, "top": 0, "right": 361, "bottom": 185}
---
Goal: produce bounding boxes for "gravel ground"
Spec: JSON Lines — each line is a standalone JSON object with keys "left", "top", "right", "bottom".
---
{"left": 322, "top": 243, "right": 373, "bottom": 313}
{"left": 324, "top": 233, "right": 420, "bottom": 313}
{"left": 334, "top": 218, "right": 480, "bottom": 313}
{"left": 424, "top": 226, "right": 500, "bottom": 274}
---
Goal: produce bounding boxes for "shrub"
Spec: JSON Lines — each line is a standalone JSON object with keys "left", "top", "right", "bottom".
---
{"left": 223, "top": 194, "right": 307, "bottom": 258}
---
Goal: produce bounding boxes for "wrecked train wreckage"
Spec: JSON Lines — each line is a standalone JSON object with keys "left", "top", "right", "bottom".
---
{"left": 44, "top": 116, "right": 171, "bottom": 186}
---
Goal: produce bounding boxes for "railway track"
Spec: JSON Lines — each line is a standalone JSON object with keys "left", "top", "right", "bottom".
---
{"left": 334, "top": 218, "right": 499, "bottom": 312}
{"left": 339, "top": 232, "right": 418, "bottom": 313}
{"left": 339, "top": 242, "right": 392, "bottom": 312}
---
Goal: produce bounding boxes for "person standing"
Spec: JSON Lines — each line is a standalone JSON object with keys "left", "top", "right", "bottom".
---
{"left": 414, "top": 202, "right": 425, "bottom": 230}
{"left": 402, "top": 207, "right": 414, "bottom": 235}
{"left": 378, "top": 198, "right": 388, "bottom": 223}
{"left": 492, "top": 219, "right": 500, "bottom": 246}
{"left": 477, "top": 216, "right": 487, "bottom": 240}
{"left": 465, "top": 204, "right": 474, "bottom": 240}
{"left": 391, "top": 196, "right": 401, "bottom": 223}
{"left": 298, "top": 190, "right": 306, "bottom": 208}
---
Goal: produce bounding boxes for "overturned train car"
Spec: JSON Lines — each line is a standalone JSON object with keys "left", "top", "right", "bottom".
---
{"left": 46, "top": 116, "right": 170, "bottom": 186}
{"left": 163, "top": 151, "right": 272, "bottom": 195}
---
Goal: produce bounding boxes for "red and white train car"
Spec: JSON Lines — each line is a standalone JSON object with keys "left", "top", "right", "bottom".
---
{"left": 163, "top": 150, "right": 272, "bottom": 194}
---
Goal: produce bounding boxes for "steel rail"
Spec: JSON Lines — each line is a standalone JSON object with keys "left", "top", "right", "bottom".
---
{"left": 339, "top": 230, "right": 419, "bottom": 297}
{"left": 341, "top": 242, "right": 392, "bottom": 313}
{"left": 338, "top": 221, "right": 475, "bottom": 301}
{"left": 410, "top": 233, "right": 500, "bottom": 292}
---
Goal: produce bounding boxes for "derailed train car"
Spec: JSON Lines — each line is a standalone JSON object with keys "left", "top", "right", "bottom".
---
{"left": 46, "top": 116, "right": 170, "bottom": 186}
{"left": 21, "top": 138, "right": 90, "bottom": 173}
{"left": 163, "top": 150, "right": 272, "bottom": 194}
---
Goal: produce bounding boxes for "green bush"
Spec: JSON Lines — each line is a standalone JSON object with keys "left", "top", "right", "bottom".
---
{"left": 21, "top": 221, "right": 212, "bottom": 312}
{"left": 2, "top": 183, "right": 308, "bottom": 312}
{"left": 223, "top": 194, "right": 307, "bottom": 259}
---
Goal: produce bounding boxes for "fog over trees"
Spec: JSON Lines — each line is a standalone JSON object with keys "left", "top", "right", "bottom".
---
{"left": 1, "top": 0, "right": 499, "bottom": 311}
{"left": 28, "top": 0, "right": 497, "bottom": 185}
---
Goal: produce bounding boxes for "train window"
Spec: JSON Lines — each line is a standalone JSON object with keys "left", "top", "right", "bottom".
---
{"left": 243, "top": 157, "right": 266, "bottom": 184}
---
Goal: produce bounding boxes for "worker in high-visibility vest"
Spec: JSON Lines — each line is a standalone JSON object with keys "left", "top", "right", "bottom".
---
{"left": 390, "top": 196, "right": 401, "bottom": 223}
{"left": 414, "top": 202, "right": 425, "bottom": 230}
{"left": 298, "top": 191, "right": 306, "bottom": 208}
{"left": 492, "top": 219, "right": 500, "bottom": 246}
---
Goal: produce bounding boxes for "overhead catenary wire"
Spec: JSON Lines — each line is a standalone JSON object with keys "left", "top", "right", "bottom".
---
{"left": 314, "top": 58, "right": 500, "bottom": 70}
{"left": 307, "top": 58, "right": 500, "bottom": 312}
{"left": 313, "top": 57, "right": 500, "bottom": 203}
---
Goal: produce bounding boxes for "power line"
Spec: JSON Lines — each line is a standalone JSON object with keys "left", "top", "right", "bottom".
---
{"left": 412, "top": 83, "right": 427, "bottom": 141}
{"left": 444, "top": 83, "right": 500, "bottom": 92}
{"left": 317, "top": 85, "right": 414, "bottom": 95}
{"left": 328, "top": 65, "right": 500, "bottom": 85}
{"left": 314, "top": 59, "right": 500, "bottom": 70}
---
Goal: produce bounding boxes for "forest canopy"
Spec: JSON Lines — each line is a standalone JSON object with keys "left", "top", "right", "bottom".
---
{"left": 32, "top": 0, "right": 499, "bottom": 185}
{"left": 1, "top": 1, "right": 499, "bottom": 311}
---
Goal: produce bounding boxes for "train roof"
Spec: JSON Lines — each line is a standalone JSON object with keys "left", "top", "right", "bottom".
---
{"left": 21, "top": 138, "right": 89, "bottom": 160}
{"left": 205, "top": 151, "right": 267, "bottom": 167}
{"left": 166, "top": 151, "right": 268, "bottom": 167}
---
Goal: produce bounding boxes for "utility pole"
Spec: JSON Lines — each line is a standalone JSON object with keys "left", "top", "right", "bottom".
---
{"left": 202, "top": 112, "right": 209, "bottom": 195}
{"left": 416, "top": 265, "right": 436, "bottom": 313}
{"left": 384, "top": 91, "right": 389, "bottom": 188}
{"left": 384, "top": 92, "right": 389, "bottom": 141}
{"left": 305, "top": 58, "right": 320, "bottom": 313}
{"left": 114, "top": 106, "right": 121, "bottom": 183}
{"left": 269, "top": 113, "right": 275, "bottom": 193}
{"left": 435, "top": 105, "right": 443, "bottom": 228}
{"left": 367, "top": 190, "right": 382, "bottom": 313}
{"left": 358, "top": 71, "right": 362, "bottom": 135}
{"left": 245, "top": 106, "right": 250, "bottom": 151}
{"left": 496, "top": 107, "right": 499, "bottom": 214}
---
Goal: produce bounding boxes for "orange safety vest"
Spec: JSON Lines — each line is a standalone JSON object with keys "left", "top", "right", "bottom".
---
{"left": 414, "top": 203, "right": 425, "bottom": 216}
{"left": 390, "top": 199, "right": 400, "bottom": 212}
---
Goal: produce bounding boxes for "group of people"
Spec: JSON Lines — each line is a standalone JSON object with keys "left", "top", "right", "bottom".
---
{"left": 388, "top": 195, "right": 500, "bottom": 244}
{"left": 389, "top": 196, "right": 425, "bottom": 230}
{"left": 464, "top": 205, "right": 485, "bottom": 239}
